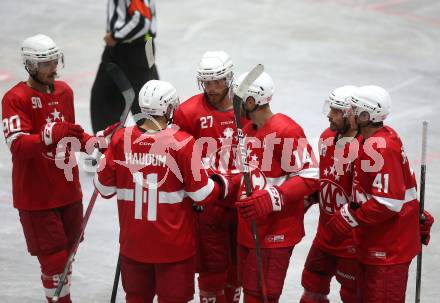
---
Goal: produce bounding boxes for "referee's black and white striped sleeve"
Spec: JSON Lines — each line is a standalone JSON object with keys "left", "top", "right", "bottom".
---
{"left": 107, "top": 0, "right": 156, "bottom": 42}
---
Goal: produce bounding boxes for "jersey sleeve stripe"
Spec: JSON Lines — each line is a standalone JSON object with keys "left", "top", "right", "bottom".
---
{"left": 5, "top": 131, "right": 29, "bottom": 149}
{"left": 186, "top": 178, "right": 215, "bottom": 202}
{"left": 266, "top": 176, "right": 288, "bottom": 187}
{"left": 372, "top": 187, "right": 417, "bottom": 212}
{"left": 94, "top": 173, "right": 117, "bottom": 197}
{"left": 289, "top": 167, "right": 319, "bottom": 179}
{"left": 159, "top": 190, "right": 185, "bottom": 204}
{"left": 117, "top": 188, "right": 134, "bottom": 201}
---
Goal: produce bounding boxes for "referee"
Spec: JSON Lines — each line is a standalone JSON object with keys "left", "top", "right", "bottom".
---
{"left": 90, "top": 0, "right": 159, "bottom": 133}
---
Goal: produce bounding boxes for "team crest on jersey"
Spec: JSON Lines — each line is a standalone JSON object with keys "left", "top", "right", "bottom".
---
{"left": 319, "top": 179, "right": 350, "bottom": 214}
{"left": 207, "top": 142, "right": 241, "bottom": 175}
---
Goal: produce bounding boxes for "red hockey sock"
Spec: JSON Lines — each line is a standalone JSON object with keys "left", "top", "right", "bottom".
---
{"left": 244, "top": 293, "right": 281, "bottom": 303}
{"left": 225, "top": 284, "right": 241, "bottom": 303}
{"left": 199, "top": 291, "right": 226, "bottom": 303}
{"left": 299, "top": 290, "right": 329, "bottom": 303}
{"left": 158, "top": 298, "right": 189, "bottom": 303}
{"left": 199, "top": 271, "right": 228, "bottom": 303}
{"left": 38, "top": 250, "right": 71, "bottom": 303}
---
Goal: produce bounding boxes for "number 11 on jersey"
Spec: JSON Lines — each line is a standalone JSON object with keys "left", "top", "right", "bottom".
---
{"left": 133, "top": 172, "right": 158, "bottom": 221}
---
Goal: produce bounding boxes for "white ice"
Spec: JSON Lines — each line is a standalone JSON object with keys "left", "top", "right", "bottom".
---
{"left": 0, "top": 0, "right": 439, "bottom": 302}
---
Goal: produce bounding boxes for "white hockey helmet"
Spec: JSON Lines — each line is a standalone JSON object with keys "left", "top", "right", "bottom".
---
{"left": 197, "top": 51, "right": 234, "bottom": 84}
{"left": 323, "top": 85, "right": 357, "bottom": 115}
{"left": 233, "top": 71, "right": 275, "bottom": 106}
{"left": 21, "top": 34, "right": 64, "bottom": 74}
{"left": 139, "top": 80, "right": 179, "bottom": 118}
{"left": 351, "top": 85, "right": 391, "bottom": 123}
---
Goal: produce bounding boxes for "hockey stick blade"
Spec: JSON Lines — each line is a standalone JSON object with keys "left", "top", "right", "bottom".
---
{"left": 233, "top": 64, "right": 264, "bottom": 175}
{"left": 233, "top": 64, "right": 264, "bottom": 129}
{"left": 145, "top": 37, "right": 155, "bottom": 69}
{"left": 106, "top": 62, "right": 136, "bottom": 125}
{"left": 235, "top": 64, "right": 264, "bottom": 99}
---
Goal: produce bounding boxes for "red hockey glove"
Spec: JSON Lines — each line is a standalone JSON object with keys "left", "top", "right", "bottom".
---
{"left": 41, "top": 122, "right": 84, "bottom": 146}
{"left": 210, "top": 173, "right": 241, "bottom": 206}
{"left": 236, "top": 186, "right": 283, "bottom": 220}
{"left": 421, "top": 210, "right": 434, "bottom": 245}
{"left": 94, "top": 122, "right": 121, "bottom": 152}
{"left": 323, "top": 203, "right": 358, "bottom": 245}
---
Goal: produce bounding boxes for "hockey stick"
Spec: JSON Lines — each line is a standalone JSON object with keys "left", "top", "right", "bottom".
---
{"left": 109, "top": 38, "right": 156, "bottom": 303}
{"left": 232, "top": 64, "right": 268, "bottom": 303}
{"left": 110, "top": 255, "right": 121, "bottom": 303}
{"left": 415, "top": 121, "right": 428, "bottom": 303}
{"left": 53, "top": 63, "right": 135, "bottom": 302}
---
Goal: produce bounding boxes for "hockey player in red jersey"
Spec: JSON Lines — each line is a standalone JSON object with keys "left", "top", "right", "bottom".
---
{"left": 94, "top": 80, "right": 237, "bottom": 303}
{"left": 323, "top": 85, "right": 434, "bottom": 302}
{"left": 173, "top": 51, "right": 245, "bottom": 303}
{"left": 234, "top": 72, "right": 319, "bottom": 303}
{"left": 300, "top": 86, "right": 360, "bottom": 303}
{"left": 1, "top": 34, "right": 119, "bottom": 303}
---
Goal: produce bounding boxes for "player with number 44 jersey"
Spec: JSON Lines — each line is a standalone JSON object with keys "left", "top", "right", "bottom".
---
{"left": 233, "top": 72, "right": 319, "bottom": 303}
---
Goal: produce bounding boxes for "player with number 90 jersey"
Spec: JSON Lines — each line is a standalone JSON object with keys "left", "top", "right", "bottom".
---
{"left": 2, "top": 81, "right": 82, "bottom": 210}
{"left": 94, "top": 125, "right": 222, "bottom": 263}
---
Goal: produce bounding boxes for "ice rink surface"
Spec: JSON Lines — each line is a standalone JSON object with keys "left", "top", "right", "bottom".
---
{"left": 0, "top": 0, "right": 439, "bottom": 302}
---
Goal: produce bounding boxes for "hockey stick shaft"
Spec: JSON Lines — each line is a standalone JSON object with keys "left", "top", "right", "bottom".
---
{"left": 110, "top": 256, "right": 121, "bottom": 303}
{"left": 53, "top": 63, "right": 135, "bottom": 302}
{"left": 110, "top": 40, "right": 155, "bottom": 302}
{"left": 52, "top": 189, "right": 99, "bottom": 302}
{"left": 232, "top": 64, "right": 267, "bottom": 303}
{"left": 415, "top": 121, "right": 428, "bottom": 303}
{"left": 237, "top": 126, "right": 268, "bottom": 303}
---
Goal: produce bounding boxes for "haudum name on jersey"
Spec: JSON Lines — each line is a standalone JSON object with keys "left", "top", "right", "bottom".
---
{"left": 125, "top": 153, "right": 166, "bottom": 167}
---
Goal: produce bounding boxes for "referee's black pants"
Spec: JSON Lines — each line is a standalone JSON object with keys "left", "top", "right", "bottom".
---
{"left": 90, "top": 37, "right": 159, "bottom": 133}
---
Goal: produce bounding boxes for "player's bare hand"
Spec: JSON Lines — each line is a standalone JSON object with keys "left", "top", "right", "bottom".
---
{"left": 104, "top": 33, "right": 117, "bottom": 47}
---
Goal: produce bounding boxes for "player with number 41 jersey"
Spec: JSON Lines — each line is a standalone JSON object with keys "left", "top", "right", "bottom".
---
{"left": 322, "top": 85, "right": 434, "bottom": 302}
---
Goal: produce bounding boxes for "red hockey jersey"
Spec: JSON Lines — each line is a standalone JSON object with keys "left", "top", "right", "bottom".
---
{"left": 237, "top": 114, "right": 319, "bottom": 249}
{"left": 94, "top": 125, "right": 220, "bottom": 263}
{"left": 352, "top": 126, "right": 420, "bottom": 265}
{"left": 2, "top": 81, "right": 82, "bottom": 210}
{"left": 313, "top": 128, "right": 359, "bottom": 258}
{"left": 173, "top": 93, "right": 249, "bottom": 176}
